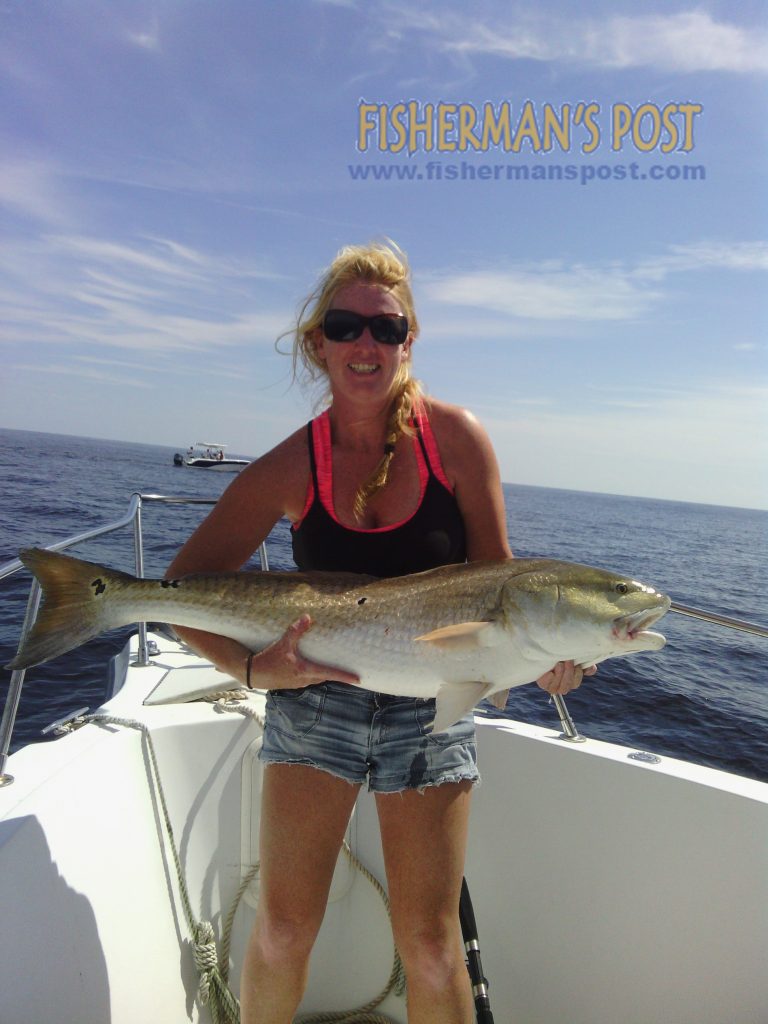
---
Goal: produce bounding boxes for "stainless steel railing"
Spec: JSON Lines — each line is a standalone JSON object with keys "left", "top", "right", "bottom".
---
{"left": 669, "top": 602, "right": 768, "bottom": 639}
{"left": 1, "top": 494, "right": 766, "bottom": 776}
{"left": 0, "top": 493, "right": 269, "bottom": 786}
{"left": 552, "top": 602, "right": 768, "bottom": 743}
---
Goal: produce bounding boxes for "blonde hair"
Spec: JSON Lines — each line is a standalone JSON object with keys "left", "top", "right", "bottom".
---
{"left": 286, "top": 240, "right": 423, "bottom": 520}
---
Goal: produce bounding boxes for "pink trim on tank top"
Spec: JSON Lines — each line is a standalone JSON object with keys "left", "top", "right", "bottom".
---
{"left": 412, "top": 406, "right": 453, "bottom": 493}
{"left": 292, "top": 406, "right": 454, "bottom": 533}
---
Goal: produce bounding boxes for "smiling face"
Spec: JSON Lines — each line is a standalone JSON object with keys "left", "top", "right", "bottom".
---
{"left": 314, "top": 281, "right": 413, "bottom": 409}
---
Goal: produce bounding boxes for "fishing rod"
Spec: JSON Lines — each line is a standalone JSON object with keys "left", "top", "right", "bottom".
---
{"left": 459, "top": 877, "right": 495, "bottom": 1024}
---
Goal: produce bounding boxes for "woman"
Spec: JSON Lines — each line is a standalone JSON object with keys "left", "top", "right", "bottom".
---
{"left": 167, "top": 242, "right": 588, "bottom": 1023}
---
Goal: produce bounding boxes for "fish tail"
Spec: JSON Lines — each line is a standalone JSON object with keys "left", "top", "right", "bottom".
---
{"left": 7, "top": 548, "right": 134, "bottom": 670}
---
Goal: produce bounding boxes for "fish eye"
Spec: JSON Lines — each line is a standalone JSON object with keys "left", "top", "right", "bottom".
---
{"left": 614, "top": 582, "right": 629, "bottom": 595}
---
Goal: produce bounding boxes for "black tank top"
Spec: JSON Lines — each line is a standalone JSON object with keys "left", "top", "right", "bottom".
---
{"left": 291, "top": 409, "right": 467, "bottom": 578}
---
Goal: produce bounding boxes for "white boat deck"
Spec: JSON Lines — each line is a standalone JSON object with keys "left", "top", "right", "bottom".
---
{"left": 1, "top": 630, "right": 767, "bottom": 1022}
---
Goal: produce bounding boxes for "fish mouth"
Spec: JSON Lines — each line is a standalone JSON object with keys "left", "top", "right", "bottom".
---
{"left": 612, "top": 600, "right": 670, "bottom": 642}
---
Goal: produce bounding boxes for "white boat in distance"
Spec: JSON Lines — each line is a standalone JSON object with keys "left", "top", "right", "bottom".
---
{"left": 174, "top": 442, "right": 250, "bottom": 471}
{"left": 1, "top": 492, "right": 767, "bottom": 1024}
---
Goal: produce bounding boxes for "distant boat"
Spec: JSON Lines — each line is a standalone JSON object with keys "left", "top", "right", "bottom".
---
{"left": 173, "top": 442, "right": 249, "bottom": 472}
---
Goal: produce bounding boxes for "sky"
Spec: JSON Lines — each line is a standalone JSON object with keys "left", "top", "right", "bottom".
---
{"left": 1, "top": 0, "right": 767, "bottom": 510}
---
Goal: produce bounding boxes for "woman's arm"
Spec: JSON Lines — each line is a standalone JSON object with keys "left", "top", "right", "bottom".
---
{"left": 166, "top": 431, "right": 358, "bottom": 689}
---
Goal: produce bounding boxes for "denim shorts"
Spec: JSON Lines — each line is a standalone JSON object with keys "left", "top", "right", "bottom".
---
{"left": 259, "top": 681, "right": 479, "bottom": 793}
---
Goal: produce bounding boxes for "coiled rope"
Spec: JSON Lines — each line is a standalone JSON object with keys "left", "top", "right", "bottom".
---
{"left": 87, "top": 692, "right": 404, "bottom": 1024}
{"left": 210, "top": 693, "right": 406, "bottom": 1024}
{"left": 89, "top": 711, "right": 241, "bottom": 1024}
{"left": 292, "top": 840, "right": 406, "bottom": 1024}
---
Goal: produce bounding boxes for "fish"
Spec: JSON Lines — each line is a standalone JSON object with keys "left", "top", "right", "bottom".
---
{"left": 7, "top": 548, "right": 671, "bottom": 732}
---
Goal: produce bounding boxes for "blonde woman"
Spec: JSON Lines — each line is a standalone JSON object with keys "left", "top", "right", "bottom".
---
{"left": 168, "top": 242, "right": 587, "bottom": 1023}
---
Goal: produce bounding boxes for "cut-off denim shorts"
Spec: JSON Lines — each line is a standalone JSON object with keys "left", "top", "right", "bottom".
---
{"left": 259, "top": 681, "right": 479, "bottom": 793}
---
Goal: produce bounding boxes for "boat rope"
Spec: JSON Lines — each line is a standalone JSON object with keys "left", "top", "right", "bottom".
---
{"left": 87, "top": 696, "right": 405, "bottom": 1024}
{"left": 87, "top": 712, "right": 241, "bottom": 1024}
{"left": 207, "top": 693, "right": 406, "bottom": 1024}
{"left": 292, "top": 839, "right": 406, "bottom": 1024}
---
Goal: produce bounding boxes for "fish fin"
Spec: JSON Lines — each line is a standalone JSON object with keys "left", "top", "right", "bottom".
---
{"left": 432, "top": 681, "right": 491, "bottom": 733}
{"left": 489, "top": 687, "right": 510, "bottom": 710}
{"left": 414, "top": 621, "right": 498, "bottom": 650}
{"left": 6, "top": 548, "right": 130, "bottom": 670}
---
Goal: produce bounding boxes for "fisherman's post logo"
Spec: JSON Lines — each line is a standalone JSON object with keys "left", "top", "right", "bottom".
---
{"left": 350, "top": 100, "right": 704, "bottom": 185}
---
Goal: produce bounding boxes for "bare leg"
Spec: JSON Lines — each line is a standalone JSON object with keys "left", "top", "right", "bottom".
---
{"left": 376, "top": 781, "right": 475, "bottom": 1024}
{"left": 240, "top": 764, "right": 361, "bottom": 1024}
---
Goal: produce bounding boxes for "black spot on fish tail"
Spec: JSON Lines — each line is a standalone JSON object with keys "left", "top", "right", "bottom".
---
{"left": 90, "top": 578, "right": 106, "bottom": 596}
{"left": 160, "top": 579, "right": 181, "bottom": 589}
{"left": 357, "top": 597, "right": 367, "bottom": 605}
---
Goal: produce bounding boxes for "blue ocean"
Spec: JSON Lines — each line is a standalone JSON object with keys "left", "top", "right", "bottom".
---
{"left": 1, "top": 427, "right": 767, "bottom": 782}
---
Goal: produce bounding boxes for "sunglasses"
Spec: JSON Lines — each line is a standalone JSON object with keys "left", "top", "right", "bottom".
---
{"left": 322, "top": 309, "right": 409, "bottom": 346}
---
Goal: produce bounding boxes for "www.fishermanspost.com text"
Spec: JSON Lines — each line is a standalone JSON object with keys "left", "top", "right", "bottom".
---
{"left": 347, "top": 160, "right": 706, "bottom": 186}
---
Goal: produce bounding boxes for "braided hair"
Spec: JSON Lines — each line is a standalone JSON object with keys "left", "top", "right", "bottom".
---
{"left": 352, "top": 374, "right": 422, "bottom": 521}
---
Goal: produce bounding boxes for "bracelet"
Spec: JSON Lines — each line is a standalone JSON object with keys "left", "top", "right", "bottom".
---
{"left": 245, "top": 652, "right": 255, "bottom": 690}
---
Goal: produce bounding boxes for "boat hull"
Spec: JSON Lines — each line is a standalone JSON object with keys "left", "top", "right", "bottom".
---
{"left": 182, "top": 458, "right": 249, "bottom": 471}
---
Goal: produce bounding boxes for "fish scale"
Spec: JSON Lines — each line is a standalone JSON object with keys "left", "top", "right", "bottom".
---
{"left": 8, "top": 549, "right": 671, "bottom": 732}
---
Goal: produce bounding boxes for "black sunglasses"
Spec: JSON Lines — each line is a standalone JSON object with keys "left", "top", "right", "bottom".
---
{"left": 322, "top": 309, "right": 409, "bottom": 346}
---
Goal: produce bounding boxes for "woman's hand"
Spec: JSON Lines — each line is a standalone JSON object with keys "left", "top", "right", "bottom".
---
{"left": 246, "top": 614, "right": 360, "bottom": 690}
{"left": 536, "top": 660, "right": 597, "bottom": 696}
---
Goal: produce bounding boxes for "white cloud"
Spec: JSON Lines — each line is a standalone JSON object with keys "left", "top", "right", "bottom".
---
{"left": 665, "top": 240, "right": 768, "bottom": 272}
{"left": 11, "top": 362, "right": 155, "bottom": 389}
{"left": 421, "top": 240, "right": 768, "bottom": 323}
{"left": 73, "top": 354, "right": 246, "bottom": 380}
{"left": 0, "top": 160, "right": 73, "bottom": 226}
{"left": 0, "top": 232, "right": 290, "bottom": 354}
{"left": 424, "top": 264, "right": 659, "bottom": 321}
{"left": 46, "top": 235, "right": 207, "bottom": 283}
{"left": 42, "top": 234, "right": 279, "bottom": 286}
{"left": 124, "top": 14, "right": 161, "bottom": 52}
{"left": 386, "top": 7, "right": 768, "bottom": 75}
{"left": 598, "top": 11, "right": 768, "bottom": 73}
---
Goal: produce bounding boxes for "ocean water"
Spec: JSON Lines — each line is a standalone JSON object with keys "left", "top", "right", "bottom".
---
{"left": 1, "top": 427, "right": 767, "bottom": 782}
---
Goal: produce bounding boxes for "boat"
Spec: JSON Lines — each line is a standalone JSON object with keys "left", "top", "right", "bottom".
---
{"left": 174, "top": 442, "right": 250, "bottom": 471}
{"left": 1, "top": 492, "right": 767, "bottom": 1023}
